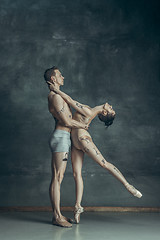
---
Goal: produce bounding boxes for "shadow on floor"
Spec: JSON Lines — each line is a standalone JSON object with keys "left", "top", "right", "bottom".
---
{"left": 0, "top": 211, "right": 51, "bottom": 225}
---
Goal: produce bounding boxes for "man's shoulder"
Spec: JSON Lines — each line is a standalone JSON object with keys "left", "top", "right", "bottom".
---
{"left": 48, "top": 93, "right": 64, "bottom": 104}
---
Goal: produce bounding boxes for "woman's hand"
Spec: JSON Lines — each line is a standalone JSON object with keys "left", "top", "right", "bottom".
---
{"left": 84, "top": 124, "right": 89, "bottom": 130}
{"left": 47, "top": 81, "right": 58, "bottom": 93}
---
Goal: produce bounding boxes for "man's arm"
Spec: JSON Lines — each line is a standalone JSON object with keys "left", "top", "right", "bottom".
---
{"left": 52, "top": 94, "right": 88, "bottom": 129}
{"left": 48, "top": 83, "right": 92, "bottom": 117}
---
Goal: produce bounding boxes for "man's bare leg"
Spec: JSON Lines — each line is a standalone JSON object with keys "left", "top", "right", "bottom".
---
{"left": 49, "top": 152, "right": 72, "bottom": 227}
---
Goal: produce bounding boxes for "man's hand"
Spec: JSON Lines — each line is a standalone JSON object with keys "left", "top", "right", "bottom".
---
{"left": 47, "top": 81, "right": 58, "bottom": 93}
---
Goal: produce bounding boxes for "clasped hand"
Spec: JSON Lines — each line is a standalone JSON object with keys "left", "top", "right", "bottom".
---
{"left": 47, "top": 81, "right": 58, "bottom": 93}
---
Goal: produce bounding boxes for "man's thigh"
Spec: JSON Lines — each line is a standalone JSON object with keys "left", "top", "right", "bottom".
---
{"left": 51, "top": 152, "right": 69, "bottom": 174}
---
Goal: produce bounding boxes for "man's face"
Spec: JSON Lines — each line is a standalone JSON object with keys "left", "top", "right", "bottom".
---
{"left": 54, "top": 69, "right": 64, "bottom": 86}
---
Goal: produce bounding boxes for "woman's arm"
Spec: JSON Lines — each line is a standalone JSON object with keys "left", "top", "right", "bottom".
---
{"left": 48, "top": 82, "right": 92, "bottom": 117}
{"left": 50, "top": 94, "right": 89, "bottom": 129}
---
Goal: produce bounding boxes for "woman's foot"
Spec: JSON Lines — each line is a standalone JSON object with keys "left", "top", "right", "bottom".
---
{"left": 74, "top": 205, "right": 84, "bottom": 224}
{"left": 125, "top": 183, "right": 142, "bottom": 198}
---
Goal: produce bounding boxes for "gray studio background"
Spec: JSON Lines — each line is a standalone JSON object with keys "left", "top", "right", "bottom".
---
{"left": 0, "top": 0, "right": 160, "bottom": 207}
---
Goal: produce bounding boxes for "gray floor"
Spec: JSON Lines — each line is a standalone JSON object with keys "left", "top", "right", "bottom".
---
{"left": 0, "top": 211, "right": 160, "bottom": 240}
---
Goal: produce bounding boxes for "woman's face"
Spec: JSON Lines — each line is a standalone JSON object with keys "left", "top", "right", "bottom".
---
{"left": 103, "top": 103, "right": 115, "bottom": 116}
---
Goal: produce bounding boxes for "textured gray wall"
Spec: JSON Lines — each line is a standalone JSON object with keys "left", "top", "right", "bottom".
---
{"left": 0, "top": 0, "right": 160, "bottom": 207}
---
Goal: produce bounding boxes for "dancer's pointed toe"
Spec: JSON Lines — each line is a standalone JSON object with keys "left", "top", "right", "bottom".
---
{"left": 125, "top": 184, "right": 142, "bottom": 198}
{"left": 74, "top": 206, "right": 84, "bottom": 224}
{"left": 134, "top": 190, "right": 142, "bottom": 198}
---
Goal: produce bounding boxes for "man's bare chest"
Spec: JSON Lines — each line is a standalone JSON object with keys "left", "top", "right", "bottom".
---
{"left": 63, "top": 101, "right": 72, "bottom": 117}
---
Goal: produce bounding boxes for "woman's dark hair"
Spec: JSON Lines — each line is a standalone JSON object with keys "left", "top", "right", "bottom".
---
{"left": 98, "top": 112, "right": 115, "bottom": 128}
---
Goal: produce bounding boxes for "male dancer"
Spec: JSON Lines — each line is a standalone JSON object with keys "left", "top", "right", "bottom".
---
{"left": 44, "top": 66, "right": 88, "bottom": 227}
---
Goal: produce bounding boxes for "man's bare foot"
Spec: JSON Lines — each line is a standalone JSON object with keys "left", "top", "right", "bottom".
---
{"left": 63, "top": 216, "right": 74, "bottom": 224}
{"left": 125, "top": 183, "right": 142, "bottom": 198}
{"left": 52, "top": 216, "right": 72, "bottom": 228}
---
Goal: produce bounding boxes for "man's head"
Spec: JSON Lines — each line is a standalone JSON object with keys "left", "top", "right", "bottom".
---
{"left": 44, "top": 66, "right": 64, "bottom": 86}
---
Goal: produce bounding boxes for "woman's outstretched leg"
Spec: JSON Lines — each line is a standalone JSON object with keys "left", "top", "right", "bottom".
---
{"left": 71, "top": 146, "right": 85, "bottom": 223}
{"left": 79, "top": 136, "right": 142, "bottom": 198}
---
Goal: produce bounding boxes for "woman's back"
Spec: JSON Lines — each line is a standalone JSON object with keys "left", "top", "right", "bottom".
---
{"left": 71, "top": 111, "right": 92, "bottom": 150}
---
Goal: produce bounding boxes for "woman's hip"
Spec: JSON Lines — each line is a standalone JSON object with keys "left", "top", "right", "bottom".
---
{"left": 71, "top": 129, "right": 92, "bottom": 150}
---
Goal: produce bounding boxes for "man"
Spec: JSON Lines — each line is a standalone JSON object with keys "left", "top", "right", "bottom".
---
{"left": 44, "top": 66, "right": 88, "bottom": 228}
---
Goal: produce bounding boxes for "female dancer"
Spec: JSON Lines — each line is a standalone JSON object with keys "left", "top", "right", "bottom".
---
{"left": 48, "top": 82, "right": 142, "bottom": 223}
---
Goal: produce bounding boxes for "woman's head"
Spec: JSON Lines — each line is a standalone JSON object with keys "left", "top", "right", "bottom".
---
{"left": 98, "top": 103, "right": 116, "bottom": 127}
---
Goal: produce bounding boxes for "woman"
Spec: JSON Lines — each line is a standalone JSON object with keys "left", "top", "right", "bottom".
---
{"left": 48, "top": 82, "right": 142, "bottom": 223}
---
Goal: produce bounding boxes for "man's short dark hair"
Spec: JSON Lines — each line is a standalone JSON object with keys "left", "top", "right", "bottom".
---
{"left": 44, "top": 66, "right": 58, "bottom": 82}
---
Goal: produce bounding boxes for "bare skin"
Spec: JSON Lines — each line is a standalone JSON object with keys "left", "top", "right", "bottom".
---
{"left": 49, "top": 83, "right": 142, "bottom": 223}
{"left": 47, "top": 69, "right": 89, "bottom": 227}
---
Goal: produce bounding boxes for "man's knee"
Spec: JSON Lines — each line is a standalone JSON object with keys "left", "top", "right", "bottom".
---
{"left": 53, "top": 171, "right": 64, "bottom": 184}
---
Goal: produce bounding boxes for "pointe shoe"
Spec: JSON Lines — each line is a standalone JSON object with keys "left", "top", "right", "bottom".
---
{"left": 52, "top": 216, "right": 72, "bottom": 228}
{"left": 74, "top": 206, "right": 84, "bottom": 224}
{"left": 125, "top": 183, "right": 142, "bottom": 198}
